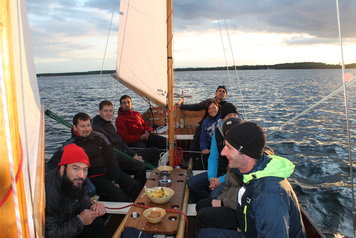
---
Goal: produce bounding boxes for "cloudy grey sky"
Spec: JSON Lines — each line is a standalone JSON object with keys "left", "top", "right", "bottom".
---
{"left": 26, "top": 0, "right": 356, "bottom": 73}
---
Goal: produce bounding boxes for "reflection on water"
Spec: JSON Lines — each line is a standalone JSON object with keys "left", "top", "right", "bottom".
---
{"left": 38, "top": 69, "right": 356, "bottom": 237}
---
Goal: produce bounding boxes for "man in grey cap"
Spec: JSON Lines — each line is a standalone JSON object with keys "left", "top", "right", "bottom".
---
{"left": 187, "top": 103, "right": 242, "bottom": 202}
{"left": 199, "top": 122, "right": 306, "bottom": 238}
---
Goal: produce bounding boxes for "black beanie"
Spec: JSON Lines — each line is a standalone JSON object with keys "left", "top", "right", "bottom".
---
{"left": 225, "top": 122, "right": 266, "bottom": 159}
{"left": 222, "top": 117, "right": 244, "bottom": 137}
{"left": 221, "top": 103, "right": 238, "bottom": 119}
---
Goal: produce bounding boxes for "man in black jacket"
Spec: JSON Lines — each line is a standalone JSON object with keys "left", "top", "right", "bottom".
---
{"left": 48, "top": 113, "right": 142, "bottom": 202}
{"left": 45, "top": 143, "right": 106, "bottom": 238}
{"left": 176, "top": 85, "right": 228, "bottom": 110}
{"left": 92, "top": 100, "right": 160, "bottom": 186}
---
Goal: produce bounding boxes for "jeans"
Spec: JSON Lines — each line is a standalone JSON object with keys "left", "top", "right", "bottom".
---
{"left": 187, "top": 172, "right": 225, "bottom": 202}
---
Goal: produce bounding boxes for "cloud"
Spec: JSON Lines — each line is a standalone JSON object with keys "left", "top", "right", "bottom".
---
{"left": 26, "top": 0, "right": 356, "bottom": 72}
{"left": 174, "top": 0, "right": 356, "bottom": 39}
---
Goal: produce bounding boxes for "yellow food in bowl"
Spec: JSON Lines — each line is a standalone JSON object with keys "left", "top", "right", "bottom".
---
{"left": 145, "top": 187, "right": 174, "bottom": 204}
{"left": 157, "top": 165, "right": 173, "bottom": 172}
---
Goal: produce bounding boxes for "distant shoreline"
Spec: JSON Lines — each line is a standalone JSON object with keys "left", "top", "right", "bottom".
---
{"left": 37, "top": 62, "right": 356, "bottom": 77}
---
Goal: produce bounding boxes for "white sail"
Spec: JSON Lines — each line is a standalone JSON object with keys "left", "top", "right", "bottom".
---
{"left": 0, "top": 0, "right": 44, "bottom": 236}
{"left": 116, "top": 0, "right": 168, "bottom": 106}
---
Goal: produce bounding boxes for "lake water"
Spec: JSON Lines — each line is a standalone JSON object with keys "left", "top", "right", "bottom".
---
{"left": 38, "top": 69, "right": 356, "bottom": 237}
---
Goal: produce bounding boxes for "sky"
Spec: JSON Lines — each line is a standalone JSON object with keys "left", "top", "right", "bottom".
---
{"left": 26, "top": 0, "right": 356, "bottom": 73}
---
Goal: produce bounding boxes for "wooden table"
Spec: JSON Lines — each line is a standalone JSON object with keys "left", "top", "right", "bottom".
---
{"left": 113, "top": 168, "right": 189, "bottom": 237}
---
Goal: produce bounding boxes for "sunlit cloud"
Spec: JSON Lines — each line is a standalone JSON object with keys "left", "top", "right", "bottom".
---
{"left": 26, "top": 0, "right": 356, "bottom": 73}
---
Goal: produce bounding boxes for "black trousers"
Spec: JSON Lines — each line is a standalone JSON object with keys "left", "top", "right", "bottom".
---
{"left": 91, "top": 171, "right": 141, "bottom": 202}
{"left": 118, "top": 154, "right": 147, "bottom": 186}
{"left": 128, "top": 134, "right": 166, "bottom": 150}
{"left": 137, "top": 147, "right": 161, "bottom": 166}
{"left": 196, "top": 198, "right": 238, "bottom": 232}
{"left": 79, "top": 217, "right": 107, "bottom": 238}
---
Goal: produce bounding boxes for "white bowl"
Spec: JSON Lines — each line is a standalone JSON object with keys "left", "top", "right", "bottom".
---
{"left": 143, "top": 207, "right": 166, "bottom": 223}
{"left": 157, "top": 166, "right": 173, "bottom": 172}
{"left": 146, "top": 187, "right": 175, "bottom": 204}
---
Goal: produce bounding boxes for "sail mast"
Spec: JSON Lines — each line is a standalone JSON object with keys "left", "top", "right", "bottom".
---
{"left": 166, "top": 0, "right": 175, "bottom": 166}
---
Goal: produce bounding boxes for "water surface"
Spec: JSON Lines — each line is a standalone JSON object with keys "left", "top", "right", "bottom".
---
{"left": 39, "top": 69, "right": 356, "bottom": 237}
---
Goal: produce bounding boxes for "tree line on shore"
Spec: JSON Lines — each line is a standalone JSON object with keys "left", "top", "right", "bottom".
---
{"left": 37, "top": 62, "right": 356, "bottom": 77}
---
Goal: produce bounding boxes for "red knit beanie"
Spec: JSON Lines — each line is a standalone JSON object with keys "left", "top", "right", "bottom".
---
{"left": 58, "top": 144, "right": 91, "bottom": 167}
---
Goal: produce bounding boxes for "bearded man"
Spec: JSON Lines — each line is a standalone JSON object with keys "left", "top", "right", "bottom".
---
{"left": 45, "top": 144, "right": 107, "bottom": 238}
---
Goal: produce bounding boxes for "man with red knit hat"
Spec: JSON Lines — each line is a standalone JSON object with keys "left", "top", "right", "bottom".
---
{"left": 45, "top": 144, "right": 107, "bottom": 238}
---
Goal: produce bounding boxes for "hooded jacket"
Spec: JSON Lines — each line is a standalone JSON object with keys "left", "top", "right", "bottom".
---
{"left": 233, "top": 155, "right": 306, "bottom": 238}
{"left": 115, "top": 108, "right": 153, "bottom": 143}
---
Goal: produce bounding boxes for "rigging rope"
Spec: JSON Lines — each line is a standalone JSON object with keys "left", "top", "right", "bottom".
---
{"left": 266, "top": 76, "right": 356, "bottom": 137}
{"left": 99, "top": 7, "right": 115, "bottom": 79}
{"left": 217, "top": 0, "right": 247, "bottom": 119}
{"left": 335, "top": 0, "right": 355, "bottom": 236}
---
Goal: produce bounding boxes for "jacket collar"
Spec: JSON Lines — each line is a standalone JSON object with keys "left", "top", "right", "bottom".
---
{"left": 242, "top": 155, "right": 295, "bottom": 184}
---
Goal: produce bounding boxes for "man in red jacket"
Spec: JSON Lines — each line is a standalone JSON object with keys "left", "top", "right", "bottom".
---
{"left": 115, "top": 95, "right": 166, "bottom": 149}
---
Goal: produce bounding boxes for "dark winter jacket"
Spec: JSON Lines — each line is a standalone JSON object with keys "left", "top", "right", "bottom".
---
{"left": 200, "top": 114, "right": 221, "bottom": 151}
{"left": 180, "top": 97, "right": 227, "bottom": 111}
{"left": 47, "top": 130, "right": 121, "bottom": 182}
{"left": 92, "top": 115, "right": 135, "bottom": 157}
{"left": 45, "top": 169, "right": 91, "bottom": 238}
{"left": 115, "top": 109, "right": 153, "bottom": 143}
{"left": 71, "top": 131, "right": 120, "bottom": 182}
{"left": 233, "top": 155, "right": 306, "bottom": 238}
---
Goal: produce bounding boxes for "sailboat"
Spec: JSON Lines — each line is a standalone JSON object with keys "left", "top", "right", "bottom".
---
{"left": 0, "top": 0, "right": 45, "bottom": 237}
{"left": 111, "top": 0, "right": 325, "bottom": 237}
{"left": 112, "top": 0, "right": 205, "bottom": 167}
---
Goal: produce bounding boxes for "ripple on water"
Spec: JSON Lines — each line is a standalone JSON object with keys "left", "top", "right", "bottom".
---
{"left": 39, "top": 69, "right": 356, "bottom": 237}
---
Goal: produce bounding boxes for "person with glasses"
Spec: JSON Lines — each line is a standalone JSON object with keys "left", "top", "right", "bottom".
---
{"left": 187, "top": 103, "right": 241, "bottom": 202}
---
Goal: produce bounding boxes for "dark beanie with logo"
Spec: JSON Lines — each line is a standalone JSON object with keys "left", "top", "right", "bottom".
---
{"left": 221, "top": 103, "right": 238, "bottom": 119}
{"left": 222, "top": 117, "right": 244, "bottom": 137}
{"left": 225, "top": 122, "right": 266, "bottom": 159}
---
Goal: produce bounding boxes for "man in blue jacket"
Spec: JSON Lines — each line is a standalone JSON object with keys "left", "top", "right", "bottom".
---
{"left": 199, "top": 122, "right": 306, "bottom": 238}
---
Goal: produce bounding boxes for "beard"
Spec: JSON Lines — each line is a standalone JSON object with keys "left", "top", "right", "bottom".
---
{"left": 61, "top": 169, "right": 86, "bottom": 200}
